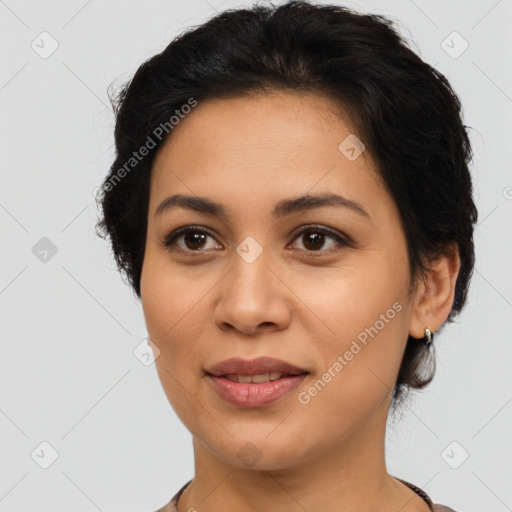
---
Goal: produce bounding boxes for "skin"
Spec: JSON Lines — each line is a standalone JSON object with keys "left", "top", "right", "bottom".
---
{"left": 140, "top": 91, "right": 460, "bottom": 512}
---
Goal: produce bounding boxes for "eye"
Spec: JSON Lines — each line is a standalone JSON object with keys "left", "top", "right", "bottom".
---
{"left": 161, "top": 224, "right": 353, "bottom": 255}
{"left": 161, "top": 225, "right": 221, "bottom": 253}
{"left": 288, "top": 224, "right": 352, "bottom": 254}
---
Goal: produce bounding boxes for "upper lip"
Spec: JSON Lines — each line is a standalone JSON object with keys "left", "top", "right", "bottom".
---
{"left": 206, "top": 356, "right": 309, "bottom": 377}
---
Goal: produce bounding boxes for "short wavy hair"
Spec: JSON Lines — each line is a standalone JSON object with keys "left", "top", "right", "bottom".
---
{"left": 96, "top": 0, "right": 478, "bottom": 412}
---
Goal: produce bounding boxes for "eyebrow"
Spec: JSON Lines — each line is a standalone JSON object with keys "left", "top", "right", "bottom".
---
{"left": 155, "top": 192, "right": 371, "bottom": 220}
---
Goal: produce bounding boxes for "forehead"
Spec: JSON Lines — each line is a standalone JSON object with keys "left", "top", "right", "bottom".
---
{"left": 154, "top": 91, "right": 357, "bottom": 159}
{"left": 149, "top": 91, "right": 386, "bottom": 216}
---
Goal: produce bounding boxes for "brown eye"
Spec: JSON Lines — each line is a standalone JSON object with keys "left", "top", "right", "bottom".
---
{"left": 181, "top": 232, "right": 208, "bottom": 251}
{"left": 301, "top": 232, "right": 328, "bottom": 251}
{"left": 289, "top": 225, "right": 351, "bottom": 254}
{"left": 163, "top": 226, "right": 221, "bottom": 253}
{"left": 162, "top": 224, "right": 352, "bottom": 256}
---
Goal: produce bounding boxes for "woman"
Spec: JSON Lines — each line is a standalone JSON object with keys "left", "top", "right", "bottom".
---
{"left": 96, "top": 1, "right": 477, "bottom": 511}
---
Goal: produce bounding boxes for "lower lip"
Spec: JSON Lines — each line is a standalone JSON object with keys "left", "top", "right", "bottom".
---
{"left": 207, "top": 373, "right": 308, "bottom": 408}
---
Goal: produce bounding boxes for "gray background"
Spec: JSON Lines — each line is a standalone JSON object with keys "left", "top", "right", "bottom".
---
{"left": 1, "top": 0, "right": 511, "bottom": 511}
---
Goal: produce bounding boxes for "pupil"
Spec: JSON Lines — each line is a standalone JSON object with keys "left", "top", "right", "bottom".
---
{"left": 304, "top": 232, "right": 324, "bottom": 251}
{"left": 185, "top": 232, "right": 206, "bottom": 250}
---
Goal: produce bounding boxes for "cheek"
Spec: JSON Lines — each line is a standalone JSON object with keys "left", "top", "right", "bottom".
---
{"left": 140, "top": 261, "right": 209, "bottom": 422}
{"left": 299, "top": 260, "right": 406, "bottom": 337}
{"left": 140, "top": 250, "right": 199, "bottom": 340}
{"left": 294, "top": 282, "right": 408, "bottom": 443}
{"left": 140, "top": 254, "right": 213, "bottom": 372}
{"left": 300, "top": 255, "right": 410, "bottom": 388}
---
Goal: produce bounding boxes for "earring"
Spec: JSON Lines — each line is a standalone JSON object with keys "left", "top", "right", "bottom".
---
{"left": 424, "top": 327, "right": 434, "bottom": 347}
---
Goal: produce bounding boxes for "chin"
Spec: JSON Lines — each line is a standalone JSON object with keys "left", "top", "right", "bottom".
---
{"left": 204, "top": 432, "right": 311, "bottom": 472}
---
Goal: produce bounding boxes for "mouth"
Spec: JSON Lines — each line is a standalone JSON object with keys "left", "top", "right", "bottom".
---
{"left": 210, "top": 371, "right": 309, "bottom": 383}
{"left": 205, "top": 356, "right": 309, "bottom": 378}
{"left": 204, "top": 356, "right": 310, "bottom": 408}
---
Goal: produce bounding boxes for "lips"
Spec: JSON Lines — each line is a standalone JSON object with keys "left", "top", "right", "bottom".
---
{"left": 205, "top": 356, "right": 309, "bottom": 377}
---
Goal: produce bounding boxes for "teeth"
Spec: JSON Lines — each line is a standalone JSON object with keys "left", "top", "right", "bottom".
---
{"left": 225, "top": 372, "right": 285, "bottom": 383}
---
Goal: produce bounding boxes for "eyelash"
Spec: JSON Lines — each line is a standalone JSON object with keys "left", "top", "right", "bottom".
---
{"left": 161, "top": 224, "right": 354, "bottom": 256}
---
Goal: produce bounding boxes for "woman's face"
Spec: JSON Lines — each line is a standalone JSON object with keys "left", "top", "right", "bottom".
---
{"left": 140, "top": 91, "right": 419, "bottom": 470}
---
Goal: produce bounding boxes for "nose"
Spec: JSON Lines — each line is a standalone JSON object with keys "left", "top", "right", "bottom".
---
{"left": 214, "top": 248, "right": 292, "bottom": 336}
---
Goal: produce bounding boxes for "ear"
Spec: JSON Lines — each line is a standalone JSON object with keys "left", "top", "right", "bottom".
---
{"left": 409, "top": 242, "right": 461, "bottom": 339}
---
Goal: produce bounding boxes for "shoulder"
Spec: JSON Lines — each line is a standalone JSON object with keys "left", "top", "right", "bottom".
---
{"left": 154, "top": 500, "right": 176, "bottom": 512}
{"left": 155, "top": 479, "right": 460, "bottom": 512}
{"left": 154, "top": 480, "right": 192, "bottom": 512}
{"left": 394, "top": 476, "right": 459, "bottom": 512}
{"left": 154, "top": 499, "right": 177, "bottom": 512}
{"left": 153, "top": 493, "right": 179, "bottom": 512}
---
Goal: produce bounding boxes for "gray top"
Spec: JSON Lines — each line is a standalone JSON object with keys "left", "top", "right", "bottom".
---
{"left": 155, "top": 477, "right": 458, "bottom": 511}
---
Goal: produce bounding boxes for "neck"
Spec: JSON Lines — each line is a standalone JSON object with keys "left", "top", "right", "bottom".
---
{"left": 177, "top": 398, "right": 428, "bottom": 512}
